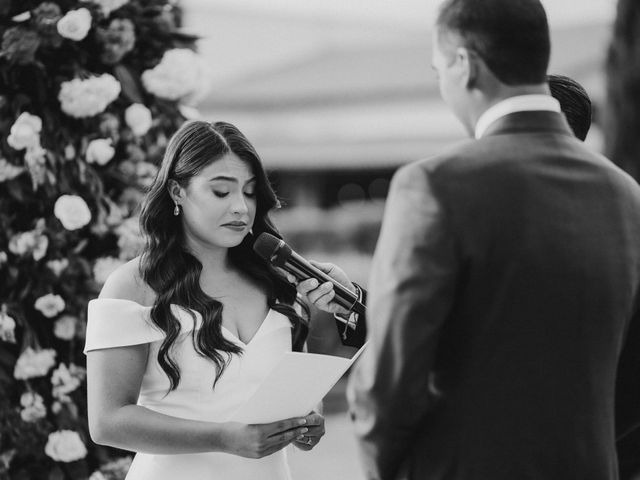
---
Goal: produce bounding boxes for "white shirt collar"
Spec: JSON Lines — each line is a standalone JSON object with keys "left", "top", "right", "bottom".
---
{"left": 474, "top": 94, "right": 561, "bottom": 139}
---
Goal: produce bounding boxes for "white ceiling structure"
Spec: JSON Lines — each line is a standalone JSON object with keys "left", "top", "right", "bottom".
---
{"left": 181, "top": 0, "right": 616, "bottom": 170}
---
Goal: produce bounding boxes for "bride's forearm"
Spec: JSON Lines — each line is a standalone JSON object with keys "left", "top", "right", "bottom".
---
{"left": 90, "top": 404, "right": 228, "bottom": 455}
{"left": 90, "top": 404, "right": 308, "bottom": 458}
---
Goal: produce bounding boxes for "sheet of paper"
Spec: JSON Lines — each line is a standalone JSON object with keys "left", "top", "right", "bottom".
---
{"left": 230, "top": 344, "right": 367, "bottom": 424}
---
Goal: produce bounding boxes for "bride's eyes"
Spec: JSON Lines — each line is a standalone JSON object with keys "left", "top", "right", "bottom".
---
{"left": 211, "top": 190, "right": 255, "bottom": 198}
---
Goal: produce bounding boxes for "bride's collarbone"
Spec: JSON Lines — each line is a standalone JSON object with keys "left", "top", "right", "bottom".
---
{"left": 201, "top": 283, "right": 269, "bottom": 342}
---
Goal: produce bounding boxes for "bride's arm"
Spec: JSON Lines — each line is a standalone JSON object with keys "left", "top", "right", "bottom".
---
{"left": 86, "top": 260, "right": 308, "bottom": 457}
{"left": 86, "top": 344, "right": 309, "bottom": 456}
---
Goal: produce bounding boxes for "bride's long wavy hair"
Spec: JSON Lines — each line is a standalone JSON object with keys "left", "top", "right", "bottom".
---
{"left": 139, "top": 121, "right": 308, "bottom": 390}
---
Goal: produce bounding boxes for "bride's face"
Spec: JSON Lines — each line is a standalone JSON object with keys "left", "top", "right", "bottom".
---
{"left": 173, "top": 152, "right": 257, "bottom": 250}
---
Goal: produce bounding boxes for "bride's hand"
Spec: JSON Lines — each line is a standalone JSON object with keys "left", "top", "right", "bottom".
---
{"left": 221, "top": 417, "right": 308, "bottom": 458}
{"left": 282, "top": 261, "right": 355, "bottom": 316}
{"left": 292, "top": 412, "right": 325, "bottom": 451}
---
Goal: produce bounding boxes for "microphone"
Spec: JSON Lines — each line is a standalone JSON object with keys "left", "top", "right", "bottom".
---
{"left": 253, "top": 232, "right": 366, "bottom": 316}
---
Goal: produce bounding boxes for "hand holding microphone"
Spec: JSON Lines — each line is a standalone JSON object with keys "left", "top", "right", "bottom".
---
{"left": 252, "top": 233, "right": 366, "bottom": 317}
{"left": 292, "top": 261, "right": 356, "bottom": 316}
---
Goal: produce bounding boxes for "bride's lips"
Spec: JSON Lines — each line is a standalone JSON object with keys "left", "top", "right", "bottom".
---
{"left": 221, "top": 221, "right": 247, "bottom": 231}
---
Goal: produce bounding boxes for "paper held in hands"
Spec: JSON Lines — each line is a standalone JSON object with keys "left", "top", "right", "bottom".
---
{"left": 230, "top": 344, "right": 368, "bottom": 424}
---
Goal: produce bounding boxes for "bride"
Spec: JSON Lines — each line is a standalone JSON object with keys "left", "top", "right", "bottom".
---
{"left": 85, "top": 121, "right": 324, "bottom": 479}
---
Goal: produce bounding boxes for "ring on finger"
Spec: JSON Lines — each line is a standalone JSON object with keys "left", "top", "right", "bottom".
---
{"left": 306, "top": 437, "right": 313, "bottom": 445}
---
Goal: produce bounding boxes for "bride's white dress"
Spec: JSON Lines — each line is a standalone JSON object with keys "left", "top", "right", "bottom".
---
{"left": 84, "top": 298, "right": 294, "bottom": 480}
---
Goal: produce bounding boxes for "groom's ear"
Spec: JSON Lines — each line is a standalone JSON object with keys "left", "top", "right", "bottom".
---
{"left": 457, "top": 47, "right": 480, "bottom": 89}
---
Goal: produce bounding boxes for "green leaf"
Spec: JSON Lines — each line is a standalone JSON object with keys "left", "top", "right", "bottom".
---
{"left": 5, "top": 180, "right": 25, "bottom": 203}
{"left": 171, "top": 29, "right": 201, "bottom": 43}
{"left": 113, "top": 65, "right": 144, "bottom": 104}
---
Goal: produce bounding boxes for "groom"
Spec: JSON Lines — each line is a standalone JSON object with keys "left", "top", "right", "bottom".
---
{"left": 346, "top": 0, "right": 640, "bottom": 478}
{"left": 299, "top": 0, "right": 640, "bottom": 478}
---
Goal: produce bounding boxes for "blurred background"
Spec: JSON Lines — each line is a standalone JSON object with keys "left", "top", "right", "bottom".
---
{"left": 178, "top": 1, "right": 616, "bottom": 477}
{"left": 182, "top": 0, "right": 613, "bottom": 284}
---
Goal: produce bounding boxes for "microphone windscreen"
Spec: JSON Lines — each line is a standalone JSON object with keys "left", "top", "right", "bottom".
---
{"left": 253, "top": 233, "right": 280, "bottom": 259}
{"left": 252, "top": 233, "right": 292, "bottom": 267}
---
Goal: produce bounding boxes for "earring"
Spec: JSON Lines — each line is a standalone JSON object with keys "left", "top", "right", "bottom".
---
{"left": 173, "top": 202, "right": 180, "bottom": 216}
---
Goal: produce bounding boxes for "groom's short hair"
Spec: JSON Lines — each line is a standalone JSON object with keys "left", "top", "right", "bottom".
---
{"left": 436, "top": 0, "right": 550, "bottom": 86}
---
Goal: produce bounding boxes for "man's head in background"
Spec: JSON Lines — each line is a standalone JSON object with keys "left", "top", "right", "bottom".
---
{"left": 548, "top": 74, "right": 592, "bottom": 141}
{"left": 433, "top": 0, "right": 551, "bottom": 135}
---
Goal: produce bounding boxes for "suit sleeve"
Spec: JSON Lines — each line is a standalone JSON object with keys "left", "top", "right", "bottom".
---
{"left": 347, "top": 162, "right": 459, "bottom": 480}
{"left": 337, "top": 286, "right": 367, "bottom": 348}
{"left": 616, "top": 304, "right": 640, "bottom": 440}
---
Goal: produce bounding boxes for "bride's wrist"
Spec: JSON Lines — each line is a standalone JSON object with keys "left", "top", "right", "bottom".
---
{"left": 207, "top": 421, "right": 234, "bottom": 453}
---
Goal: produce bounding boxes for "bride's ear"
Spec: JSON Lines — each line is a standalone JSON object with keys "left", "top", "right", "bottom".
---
{"left": 167, "top": 179, "right": 184, "bottom": 204}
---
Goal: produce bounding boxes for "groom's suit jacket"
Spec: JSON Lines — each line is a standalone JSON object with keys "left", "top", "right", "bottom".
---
{"left": 348, "top": 111, "right": 640, "bottom": 480}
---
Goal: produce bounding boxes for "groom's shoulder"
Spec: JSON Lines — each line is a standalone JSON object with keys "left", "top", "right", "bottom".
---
{"left": 399, "top": 138, "right": 483, "bottom": 181}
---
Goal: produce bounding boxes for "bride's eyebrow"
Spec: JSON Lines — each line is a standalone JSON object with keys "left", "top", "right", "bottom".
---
{"left": 208, "top": 175, "right": 256, "bottom": 184}
{"left": 208, "top": 175, "right": 237, "bottom": 183}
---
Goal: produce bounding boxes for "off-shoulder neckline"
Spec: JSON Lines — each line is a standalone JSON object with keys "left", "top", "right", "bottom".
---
{"left": 89, "top": 297, "right": 279, "bottom": 346}
{"left": 91, "top": 298, "right": 155, "bottom": 308}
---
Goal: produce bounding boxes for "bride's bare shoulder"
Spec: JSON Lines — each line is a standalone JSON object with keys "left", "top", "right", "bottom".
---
{"left": 98, "top": 256, "right": 155, "bottom": 306}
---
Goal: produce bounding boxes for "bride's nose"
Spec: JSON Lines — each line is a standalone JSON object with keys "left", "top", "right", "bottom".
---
{"left": 230, "top": 191, "right": 249, "bottom": 215}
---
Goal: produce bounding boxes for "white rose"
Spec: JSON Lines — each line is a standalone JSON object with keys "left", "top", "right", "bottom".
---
{"left": 12, "top": 11, "right": 31, "bottom": 22}
{"left": 105, "top": 202, "right": 124, "bottom": 227}
{"left": 20, "top": 391, "right": 44, "bottom": 408}
{"left": 14, "top": 347, "right": 57, "bottom": 380}
{"left": 54, "top": 194, "right": 92, "bottom": 230}
{"left": 142, "top": 49, "right": 209, "bottom": 102}
{"left": 32, "top": 234, "right": 49, "bottom": 261}
{"left": 8, "top": 231, "right": 48, "bottom": 261}
{"left": 135, "top": 161, "right": 158, "bottom": 189}
{"left": 46, "top": 258, "right": 69, "bottom": 276}
{"left": 0, "top": 158, "right": 25, "bottom": 182}
{"left": 44, "top": 430, "right": 87, "bottom": 463}
{"left": 51, "top": 363, "right": 81, "bottom": 400}
{"left": 57, "top": 8, "right": 92, "bottom": 41}
{"left": 86, "top": 139, "right": 115, "bottom": 165}
{"left": 0, "top": 311, "right": 16, "bottom": 343}
{"left": 80, "top": 0, "right": 129, "bottom": 16}
{"left": 124, "top": 103, "right": 152, "bottom": 136}
{"left": 178, "top": 105, "right": 201, "bottom": 120}
{"left": 7, "top": 112, "right": 42, "bottom": 150}
{"left": 21, "top": 404, "right": 47, "bottom": 422}
{"left": 116, "top": 216, "right": 144, "bottom": 260}
{"left": 59, "top": 74, "right": 121, "bottom": 118}
{"left": 19, "top": 392, "right": 46, "bottom": 422}
{"left": 93, "top": 257, "right": 124, "bottom": 285}
{"left": 98, "top": 456, "right": 133, "bottom": 477}
{"left": 34, "top": 293, "right": 65, "bottom": 318}
{"left": 8, "top": 231, "right": 35, "bottom": 256}
{"left": 54, "top": 315, "right": 77, "bottom": 340}
{"left": 24, "top": 144, "right": 47, "bottom": 168}
{"left": 182, "top": 58, "right": 212, "bottom": 106}
{"left": 64, "top": 144, "right": 76, "bottom": 160}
